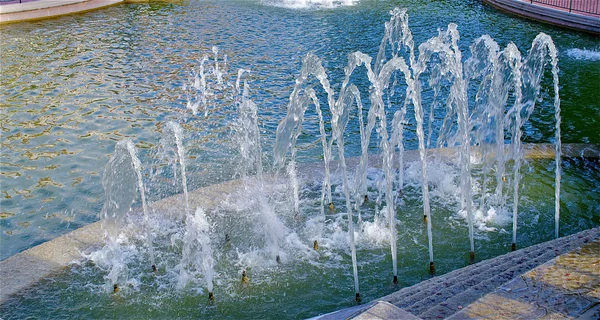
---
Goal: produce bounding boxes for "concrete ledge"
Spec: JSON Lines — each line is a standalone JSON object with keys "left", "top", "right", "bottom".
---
{"left": 0, "top": 222, "right": 103, "bottom": 303}
{"left": 0, "top": 0, "right": 184, "bottom": 24}
{"left": 0, "top": 0, "right": 123, "bottom": 24}
{"left": 483, "top": 0, "right": 600, "bottom": 35}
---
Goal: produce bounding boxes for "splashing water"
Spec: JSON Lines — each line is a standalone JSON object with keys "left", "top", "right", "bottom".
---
{"left": 178, "top": 207, "right": 215, "bottom": 294}
{"left": 565, "top": 48, "right": 600, "bottom": 61}
{"left": 91, "top": 6, "right": 564, "bottom": 306}
{"left": 274, "top": 7, "right": 561, "bottom": 278}
{"left": 100, "top": 139, "right": 154, "bottom": 289}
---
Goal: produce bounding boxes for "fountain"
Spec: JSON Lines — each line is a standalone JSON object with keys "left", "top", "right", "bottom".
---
{"left": 1, "top": 3, "right": 598, "bottom": 320}
{"left": 95, "top": 4, "right": 565, "bottom": 305}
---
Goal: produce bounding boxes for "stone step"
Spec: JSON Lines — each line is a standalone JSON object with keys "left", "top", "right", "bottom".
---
{"left": 379, "top": 227, "right": 599, "bottom": 319}
{"left": 414, "top": 228, "right": 600, "bottom": 319}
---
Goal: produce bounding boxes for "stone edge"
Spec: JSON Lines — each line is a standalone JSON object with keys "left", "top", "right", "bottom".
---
{"left": 482, "top": 0, "right": 600, "bottom": 35}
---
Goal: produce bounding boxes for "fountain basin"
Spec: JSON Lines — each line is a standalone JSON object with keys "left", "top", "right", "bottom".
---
{"left": 1, "top": 144, "right": 598, "bottom": 318}
{"left": 1, "top": 1, "right": 599, "bottom": 318}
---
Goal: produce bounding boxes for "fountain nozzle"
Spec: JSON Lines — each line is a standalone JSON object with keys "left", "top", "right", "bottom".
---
{"left": 113, "top": 284, "right": 119, "bottom": 293}
{"left": 364, "top": 195, "right": 368, "bottom": 203}
{"left": 328, "top": 202, "right": 335, "bottom": 211}
{"left": 429, "top": 261, "right": 435, "bottom": 274}
{"left": 313, "top": 240, "right": 319, "bottom": 251}
{"left": 152, "top": 264, "right": 157, "bottom": 274}
{"left": 225, "top": 233, "right": 230, "bottom": 243}
{"left": 242, "top": 270, "right": 249, "bottom": 284}
{"left": 469, "top": 251, "right": 475, "bottom": 262}
{"left": 393, "top": 275, "right": 398, "bottom": 284}
{"left": 355, "top": 293, "right": 361, "bottom": 302}
{"left": 276, "top": 255, "right": 281, "bottom": 264}
{"left": 511, "top": 243, "right": 516, "bottom": 251}
{"left": 208, "top": 292, "right": 214, "bottom": 301}
{"left": 424, "top": 215, "right": 428, "bottom": 223}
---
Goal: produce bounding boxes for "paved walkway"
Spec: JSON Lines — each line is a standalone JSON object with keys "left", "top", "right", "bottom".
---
{"left": 484, "top": 0, "right": 600, "bottom": 34}
{"left": 0, "top": 0, "right": 123, "bottom": 23}
{"left": 451, "top": 238, "right": 600, "bottom": 319}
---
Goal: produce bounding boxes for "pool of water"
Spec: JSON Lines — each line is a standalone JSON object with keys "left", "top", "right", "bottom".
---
{"left": 0, "top": 0, "right": 599, "bottom": 317}
{"left": 1, "top": 156, "right": 599, "bottom": 319}
{"left": 1, "top": 0, "right": 599, "bottom": 261}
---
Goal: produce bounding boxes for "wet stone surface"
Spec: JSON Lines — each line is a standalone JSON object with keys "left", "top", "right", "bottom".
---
{"left": 453, "top": 239, "right": 600, "bottom": 319}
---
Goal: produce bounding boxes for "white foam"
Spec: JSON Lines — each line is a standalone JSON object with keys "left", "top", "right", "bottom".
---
{"left": 565, "top": 48, "right": 600, "bottom": 61}
{"left": 358, "top": 215, "right": 391, "bottom": 247}
{"left": 457, "top": 206, "right": 512, "bottom": 233}
{"left": 263, "top": 0, "right": 357, "bottom": 9}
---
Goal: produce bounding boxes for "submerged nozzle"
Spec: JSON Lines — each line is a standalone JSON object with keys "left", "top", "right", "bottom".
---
{"left": 242, "top": 270, "right": 249, "bottom": 284}
{"left": 313, "top": 240, "right": 319, "bottom": 251}
{"left": 208, "top": 292, "right": 214, "bottom": 301}
{"left": 152, "top": 264, "right": 157, "bottom": 274}
{"left": 276, "top": 255, "right": 281, "bottom": 264}
{"left": 393, "top": 275, "right": 398, "bottom": 284}
{"left": 511, "top": 243, "right": 517, "bottom": 251}
{"left": 429, "top": 261, "right": 435, "bottom": 274}
{"left": 113, "top": 284, "right": 119, "bottom": 293}
{"left": 328, "top": 202, "right": 335, "bottom": 211}
{"left": 364, "top": 195, "right": 369, "bottom": 203}
{"left": 355, "top": 293, "right": 361, "bottom": 302}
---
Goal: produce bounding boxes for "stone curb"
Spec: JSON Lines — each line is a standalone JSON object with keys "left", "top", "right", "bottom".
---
{"left": 483, "top": 0, "right": 600, "bottom": 35}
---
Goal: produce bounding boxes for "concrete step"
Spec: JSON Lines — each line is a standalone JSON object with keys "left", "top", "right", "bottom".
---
{"left": 379, "top": 227, "right": 600, "bottom": 320}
